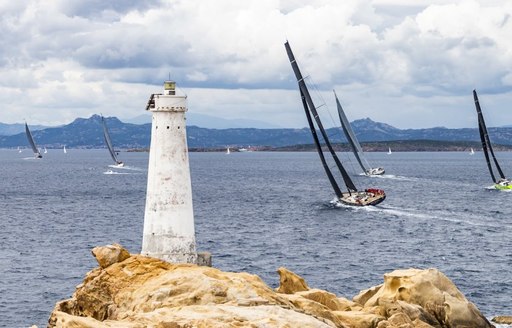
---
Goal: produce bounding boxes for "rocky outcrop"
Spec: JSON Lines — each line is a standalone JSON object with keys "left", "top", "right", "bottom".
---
{"left": 47, "top": 245, "right": 494, "bottom": 328}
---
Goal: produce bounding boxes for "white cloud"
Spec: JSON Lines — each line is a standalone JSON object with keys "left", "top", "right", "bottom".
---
{"left": 0, "top": 0, "right": 512, "bottom": 129}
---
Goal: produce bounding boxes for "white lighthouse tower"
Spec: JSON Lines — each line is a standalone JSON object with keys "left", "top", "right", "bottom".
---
{"left": 142, "top": 80, "right": 197, "bottom": 264}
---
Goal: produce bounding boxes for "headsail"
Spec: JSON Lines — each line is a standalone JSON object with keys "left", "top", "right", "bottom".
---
{"left": 101, "top": 116, "right": 123, "bottom": 166}
{"left": 285, "top": 41, "right": 357, "bottom": 193}
{"left": 473, "top": 90, "right": 506, "bottom": 183}
{"left": 25, "top": 123, "right": 42, "bottom": 158}
{"left": 334, "top": 91, "right": 370, "bottom": 173}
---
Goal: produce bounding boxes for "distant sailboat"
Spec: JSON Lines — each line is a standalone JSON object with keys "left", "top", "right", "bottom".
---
{"left": 387, "top": 147, "right": 392, "bottom": 155}
{"left": 25, "top": 122, "right": 42, "bottom": 159}
{"left": 470, "top": 148, "right": 475, "bottom": 155}
{"left": 63, "top": 146, "right": 67, "bottom": 153}
{"left": 473, "top": 89, "right": 512, "bottom": 190}
{"left": 101, "top": 115, "right": 124, "bottom": 167}
{"left": 334, "top": 90, "right": 385, "bottom": 176}
{"left": 285, "top": 41, "right": 385, "bottom": 206}
{"left": 17, "top": 146, "right": 22, "bottom": 153}
{"left": 44, "top": 147, "right": 48, "bottom": 154}
{"left": 226, "top": 147, "right": 231, "bottom": 154}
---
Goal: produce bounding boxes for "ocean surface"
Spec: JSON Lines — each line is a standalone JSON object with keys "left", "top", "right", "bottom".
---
{"left": 0, "top": 149, "right": 511, "bottom": 327}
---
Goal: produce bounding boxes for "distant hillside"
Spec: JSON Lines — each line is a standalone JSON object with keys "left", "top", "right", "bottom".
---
{"left": 0, "top": 123, "right": 50, "bottom": 136}
{"left": 2, "top": 115, "right": 512, "bottom": 150}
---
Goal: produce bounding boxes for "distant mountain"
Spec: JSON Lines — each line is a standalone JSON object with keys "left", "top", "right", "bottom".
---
{"left": 1, "top": 115, "right": 512, "bottom": 149}
{"left": 0, "top": 115, "right": 149, "bottom": 149}
{"left": 0, "top": 123, "right": 51, "bottom": 136}
{"left": 124, "top": 112, "right": 282, "bottom": 129}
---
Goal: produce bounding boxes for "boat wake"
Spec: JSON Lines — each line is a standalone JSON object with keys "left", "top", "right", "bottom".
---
{"left": 103, "top": 170, "right": 131, "bottom": 175}
{"left": 108, "top": 164, "right": 144, "bottom": 171}
{"left": 363, "top": 204, "right": 508, "bottom": 229}
{"left": 362, "top": 174, "right": 421, "bottom": 182}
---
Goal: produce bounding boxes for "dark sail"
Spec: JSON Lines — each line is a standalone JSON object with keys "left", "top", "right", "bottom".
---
{"left": 101, "top": 116, "right": 122, "bottom": 165}
{"left": 285, "top": 41, "right": 357, "bottom": 193}
{"left": 334, "top": 91, "right": 369, "bottom": 173}
{"left": 473, "top": 90, "right": 506, "bottom": 182}
{"left": 301, "top": 89, "right": 344, "bottom": 198}
{"left": 25, "top": 123, "right": 42, "bottom": 158}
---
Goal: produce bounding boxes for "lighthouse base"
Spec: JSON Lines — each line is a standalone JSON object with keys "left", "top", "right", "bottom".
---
{"left": 141, "top": 234, "right": 197, "bottom": 264}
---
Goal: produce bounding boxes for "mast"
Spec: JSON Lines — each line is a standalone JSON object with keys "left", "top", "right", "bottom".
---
{"left": 334, "top": 90, "right": 370, "bottom": 173}
{"left": 301, "top": 90, "right": 344, "bottom": 198}
{"left": 285, "top": 41, "right": 357, "bottom": 192}
{"left": 473, "top": 90, "right": 506, "bottom": 182}
{"left": 25, "top": 123, "right": 42, "bottom": 158}
{"left": 101, "top": 116, "right": 121, "bottom": 164}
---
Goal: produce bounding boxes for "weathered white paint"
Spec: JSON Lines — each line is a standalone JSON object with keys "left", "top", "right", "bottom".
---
{"left": 142, "top": 81, "right": 197, "bottom": 264}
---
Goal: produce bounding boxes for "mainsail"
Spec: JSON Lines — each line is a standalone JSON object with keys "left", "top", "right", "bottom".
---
{"left": 101, "top": 116, "right": 123, "bottom": 166}
{"left": 473, "top": 90, "right": 506, "bottom": 183}
{"left": 285, "top": 41, "right": 357, "bottom": 194}
{"left": 25, "top": 123, "right": 42, "bottom": 159}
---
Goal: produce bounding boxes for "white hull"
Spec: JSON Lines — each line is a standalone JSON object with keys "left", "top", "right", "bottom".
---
{"left": 338, "top": 189, "right": 386, "bottom": 206}
{"left": 365, "top": 167, "right": 385, "bottom": 176}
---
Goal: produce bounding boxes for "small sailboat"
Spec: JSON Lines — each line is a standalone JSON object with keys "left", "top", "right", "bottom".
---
{"left": 101, "top": 115, "right": 124, "bottom": 167}
{"left": 17, "top": 146, "right": 22, "bottom": 153}
{"left": 334, "top": 90, "right": 385, "bottom": 176}
{"left": 473, "top": 89, "right": 512, "bottom": 190}
{"left": 285, "top": 41, "right": 385, "bottom": 206}
{"left": 63, "top": 146, "right": 67, "bottom": 153}
{"left": 25, "top": 122, "right": 42, "bottom": 159}
{"left": 226, "top": 147, "right": 231, "bottom": 154}
{"left": 44, "top": 147, "right": 48, "bottom": 154}
{"left": 470, "top": 148, "right": 475, "bottom": 155}
{"left": 387, "top": 147, "right": 392, "bottom": 155}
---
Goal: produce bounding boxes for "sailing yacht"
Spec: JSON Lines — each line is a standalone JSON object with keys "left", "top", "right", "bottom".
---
{"left": 24, "top": 122, "right": 42, "bottom": 159}
{"left": 334, "top": 91, "right": 385, "bottom": 176}
{"left": 473, "top": 90, "right": 512, "bottom": 190}
{"left": 101, "top": 115, "right": 124, "bottom": 167}
{"left": 285, "top": 41, "right": 385, "bottom": 206}
{"left": 226, "top": 147, "right": 231, "bottom": 154}
{"left": 470, "top": 148, "right": 475, "bottom": 155}
{"left": 387, "top": 147, "right": 392, "bottom": 155}
{"left": 44, "top": 147, "right": 48, "bottom": 154}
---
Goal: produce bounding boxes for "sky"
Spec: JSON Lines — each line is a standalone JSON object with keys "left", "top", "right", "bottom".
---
{"left": 1, "top": 0, "right": 512, "bottom": 129}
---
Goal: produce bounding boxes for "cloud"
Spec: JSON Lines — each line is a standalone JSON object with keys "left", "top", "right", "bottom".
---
{"left": 0, "top": 0, "right": 512, "bottom": 129}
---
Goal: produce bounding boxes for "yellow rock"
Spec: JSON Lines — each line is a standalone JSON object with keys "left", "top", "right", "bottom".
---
{"left": 46, "top": 245, "right": 495, "bottom": 328}
{"left": 276, "top": 266, "right": 309, "bottom": 294}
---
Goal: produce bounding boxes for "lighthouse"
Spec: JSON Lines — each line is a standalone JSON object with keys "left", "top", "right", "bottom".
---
{"left": 142, "top": 80, "right": 197, "bottom": 264}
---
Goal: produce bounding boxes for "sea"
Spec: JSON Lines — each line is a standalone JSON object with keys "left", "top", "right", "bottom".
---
{"left": 0, "top": 149, "right": 511, "bottom": 327}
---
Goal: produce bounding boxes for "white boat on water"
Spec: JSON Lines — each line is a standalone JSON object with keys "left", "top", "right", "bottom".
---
{"left": 226, "top": 147, "right": 231, "bottom": 154}
{"left": 102, "top": 115, "right": 124, "bottom": 167}
{"left": 25, "top": 122, "right": 42, "bottom": 159}
{"left": 333, "top": 91, "right": 385, "bottom": 176}
{"left": 387, "top": 147, "right": 392, "bottom": 155}
{"left": 470, "top": 148, "right": 475, "bottom": 155}
{"left": 63, "top": 146, "right": 67, "bottom": 153}
{"left": 285, "top": 41, "right": 386, "bottom": 207}
{"left": 473, "top": 90, "right": 512, "bottom": 190}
